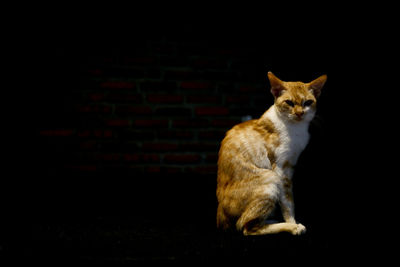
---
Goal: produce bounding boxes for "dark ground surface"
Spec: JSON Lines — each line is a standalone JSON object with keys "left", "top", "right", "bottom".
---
{"left": 25, "top": 173, "right": 354, "bottom": 264}
{"left": 29, "top": 216, "right": 328, "bottom": 263}
{"left": 24, "top": 171, "right": 391, "bottom": 264}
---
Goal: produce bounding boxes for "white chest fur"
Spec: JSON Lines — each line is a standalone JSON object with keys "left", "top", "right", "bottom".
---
{"left": 266, "top": 106, "right": 310, "bottom": 174}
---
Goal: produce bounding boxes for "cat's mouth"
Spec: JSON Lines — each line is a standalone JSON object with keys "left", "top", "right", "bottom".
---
{"left": 294, "top": 115, "right": 303, "bottom": 121}
{"left": 289, "top": 114, "right": 304, "bottom": 122}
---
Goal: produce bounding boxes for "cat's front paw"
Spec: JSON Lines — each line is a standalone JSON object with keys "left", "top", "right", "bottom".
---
{"left": 291, "top": 223, "right": 306, "bottom": 235}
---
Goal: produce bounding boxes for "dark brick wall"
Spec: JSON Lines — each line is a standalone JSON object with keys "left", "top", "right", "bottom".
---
{"left": 31, "top": 23, "right": 346, "bottom": 228}
{"left": 35, "top": 24, "right": 333, "bottom": 180}
{"left": 31, "top": 23, "right": 340, "bottom": 225}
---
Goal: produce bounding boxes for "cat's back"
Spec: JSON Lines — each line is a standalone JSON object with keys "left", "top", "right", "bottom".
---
{"left": 221, "top": 119, "right": 259, "bottom": 146}
{"left": 218, "top": 117, "right": 276, "bottom": 176}
{"left": 219, "top": 119, "right": 262, "bottom": 157}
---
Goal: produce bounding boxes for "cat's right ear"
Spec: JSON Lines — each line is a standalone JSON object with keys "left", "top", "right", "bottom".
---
{"left": 268, "top": 72, "right": 285, "bottom": 98}
{"left": 308, "top": 74, "right": 327, "bottom": 98}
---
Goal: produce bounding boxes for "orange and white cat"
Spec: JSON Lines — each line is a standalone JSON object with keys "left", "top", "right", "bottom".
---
{"left": 216, "top": 72, "right": 327, "bottom": 235}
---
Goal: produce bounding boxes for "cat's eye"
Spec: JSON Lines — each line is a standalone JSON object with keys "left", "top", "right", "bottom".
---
{"left": 303, "top": 100, "right": 314, "bottom": 107}
{"left": 285, "top": 100, "right": 295, "bottom": 107}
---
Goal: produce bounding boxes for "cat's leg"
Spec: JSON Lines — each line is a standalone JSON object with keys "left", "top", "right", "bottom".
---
{"left": 268, "top": 176, "right": 306, "bottom": 235}
{"left": 279, "top": 176, "right": 296, "bottom": 224}
{"left": 235, "top": 170, "right": 278, "bottom": 234}
{"left": 278, "top": 176, "right": 306, "bottom": 234}
{"left": 236, "top": 197, "right": 276, "bottom": 234}
{"left": 235, "top": 170, "right": 305, "bottom": 235}
{"left": 244, "top": 222, "right": 306, "bottom": 235}
{"left": 237, "top": 179, "right": 306, "bottom": 235}
{"left": 237, "top": 198, "right": 306, "bottom": 235}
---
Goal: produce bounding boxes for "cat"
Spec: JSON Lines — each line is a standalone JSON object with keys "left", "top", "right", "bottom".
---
{"left": 216, "top": 72, "right": 327, "bottom": 235}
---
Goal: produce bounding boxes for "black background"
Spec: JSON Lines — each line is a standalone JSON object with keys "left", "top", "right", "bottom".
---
{"left": 22, "top": 11, "right": 394, "bottom": 263}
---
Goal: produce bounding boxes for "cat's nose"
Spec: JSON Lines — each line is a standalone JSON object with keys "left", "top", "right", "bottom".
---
{"left": 295, "top": 111, "right": 304, "bottom": 118}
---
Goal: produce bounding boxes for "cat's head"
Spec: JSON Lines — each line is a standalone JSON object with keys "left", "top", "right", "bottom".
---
{"left": 268, "top": 72, "right": 327, "bottom": 123}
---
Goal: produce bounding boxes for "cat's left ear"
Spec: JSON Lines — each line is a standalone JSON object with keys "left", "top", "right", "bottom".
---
{"left": 308, "top": 74, "right": 327, "bottom": 98}
{"left": 268, "top": 72, "right": 286, "bottom": 98}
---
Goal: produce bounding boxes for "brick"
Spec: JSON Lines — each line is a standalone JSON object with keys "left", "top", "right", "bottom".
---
{"left": 165, "top": 70, "right": 202, "bottom": 80}
{"left": 123, "top": 154, "right": 160, "bottom": 163}
{"left": 102, "top": 67, "right": 159, "bottom": 79}
{"left": 106, "top": 93, "right": 142, "bottom": 103}
{"left": 93, "top": 129, "right": 113, "bottom": 138}
{"left": 164, "top": 154, "right": 201, "bottom": 164}
{"left": 157, "top": 130, "right": 193, "bottom": 140}
{"left": 140, "top": 81, "right": 177, "bottom": 92}
{"left": 230, "top": 107, "right": 262, "bottom": 117}
{"left": 115, "top": 106, "right": 153, "bottom": 116}
{"left": 186, "top": 95, "right": 220, "bottom": 104}
{"left": 118, "top": 129, "right": 156, "bottom": 140}
{"left": 133, "top": 119, "right": 169, "bottom": 128}
{"left": 95, "top": 153, "right": 121, "bottom": 162}
{"left": 76, "top": 104, "right": 112, "bottom": 114}
{"left": 100, "top": 81, "right": 135, "bottom": 89}
{"left": 104, "top": 119, "right": 131, "bottom": 127}
{"left": 179, "top": 142, "right": 219, "bottom": 152}
{"left": 155, "top": 107, "right": 191, "bottom": 117}
{"left": 195, "top": 107, "right": 229, "bottom": 116}
{"left": 77, "top": 130, "right": 113, "bottom": 138}
{"left": 180, "top": 81, "right": 214, "bottom": 90}
{"left": 147, "top": 94, "right": 183, "bottom": 104}
{"left": 173, "top": 119, "right": 209, "bottom": 128}
{"left": 146, "top": 166, "right": 183, "bottom": 174}
{"left": 142, "top": 142, "right": 179, "bottom": 152}
{"left": 95, "top": 140, "right": 138, "bottom": 153}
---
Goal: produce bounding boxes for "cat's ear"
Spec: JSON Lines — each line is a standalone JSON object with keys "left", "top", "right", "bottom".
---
{"left": 268, "top": 72, "right": 285, "bottom": 98}
{"left": 308, "top": 74, "right": 327, "bottom": 98}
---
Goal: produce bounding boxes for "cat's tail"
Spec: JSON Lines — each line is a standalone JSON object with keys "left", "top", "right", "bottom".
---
{"left": 216, "top": 204, "right": 228, "bottom": 229}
